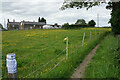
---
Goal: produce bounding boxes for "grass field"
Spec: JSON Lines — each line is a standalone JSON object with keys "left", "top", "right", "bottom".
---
{"left": 85, "top": 34, "right": 120, "bottom": 79}
{"left": 2, "top": 28, "right": 110, "bottom": 78}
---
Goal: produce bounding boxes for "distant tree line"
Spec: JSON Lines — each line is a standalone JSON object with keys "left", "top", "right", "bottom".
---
{"left": 62, "top": 19, "right": 96, "bottom": 29}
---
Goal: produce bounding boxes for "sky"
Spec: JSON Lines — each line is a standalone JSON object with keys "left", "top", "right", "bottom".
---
{"left": 0, "top": 0, "right": 112, "bottom": 28}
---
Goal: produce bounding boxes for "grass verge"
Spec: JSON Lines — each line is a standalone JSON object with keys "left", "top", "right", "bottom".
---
{"left": 85, "top": 33, "right": 120, "bottom": 79}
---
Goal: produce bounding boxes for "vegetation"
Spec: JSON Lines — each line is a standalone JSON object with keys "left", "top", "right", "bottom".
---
{"left": 85, "top": 34, "right": 120, "bottom": 79}
{"left": 62, "top": 23, "right": 69, "bottom": 29}
{"left": 88, "top": 20, "right": 96, "bottom": 27}
{"left": 75, "top": 19, "right": 86, "bottom": 25}
{"left": 54, "top": 23, "right": 59, "bottom": 28}
{"left": 0, "top": 23, "right": 3, "bottom": 29}
{"left": 109, "top": 9, "right": 120, "bottom": 34}
{"left": 2, "top": 28, "right": 110, "bottom": 78}
{"left": 62, "top": 19, "right": 97, "bottom": 29}
{"left": 38, "top": 17, "right": 41, "bottom": 22}
{"left": 38, "top": 17, "right": 46, "bottom": 23}
{"left": 61, "top": 0, "right": 120, "bottom": 34}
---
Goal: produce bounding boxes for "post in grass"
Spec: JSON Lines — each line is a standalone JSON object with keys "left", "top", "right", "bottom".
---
{"left": 82, "top": 32, "right": 85, "bottom": 46}
{"left": 6, "top": 53, "right": 17, "bottom": 79}
{"left": 95, "top": 29, "right": 96, "bottom": 38}
{"left": 64, "top": 37, "right": 68, "bottom": 59}
{"left": 90, "top": 31, "right": 91, "bottom": 40}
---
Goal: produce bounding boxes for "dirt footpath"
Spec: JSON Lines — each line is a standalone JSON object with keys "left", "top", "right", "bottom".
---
{"left": 71, "top": 44, "right": 100, "bottom": 78}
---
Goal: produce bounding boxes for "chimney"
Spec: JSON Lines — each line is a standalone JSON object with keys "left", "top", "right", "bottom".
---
{"left": 7, "top": 19, "right": 9, "bottom": 22}
{"left": 13, "top": 19, "right": 15, "bottom": 22}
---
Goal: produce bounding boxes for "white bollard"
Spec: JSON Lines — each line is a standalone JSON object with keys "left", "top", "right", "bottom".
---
{"left": 90, "top": 31, "right": 91, "bottom": 40}
{"left": 82, "top": 32, "right": 85, "bottom": 46}
{"left": 66, "top": 37, "right": 68, "bottom": 59}
{"left": 95, "top": 29, "right": 96, "bottom": 38}
{"left": 6, "top": 53, "right": 17, "bottom": 78}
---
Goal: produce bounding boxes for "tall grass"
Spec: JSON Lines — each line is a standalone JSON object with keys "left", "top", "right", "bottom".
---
{"left": 85, "top": 33, "right": 120, "bottom": 79}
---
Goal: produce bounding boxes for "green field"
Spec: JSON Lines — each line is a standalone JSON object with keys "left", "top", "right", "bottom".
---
{"left": 2, "top": 28, "right": 110, "bottom": 78}
{"left": 85, "top": 34, "right": 120, "bottom": 79}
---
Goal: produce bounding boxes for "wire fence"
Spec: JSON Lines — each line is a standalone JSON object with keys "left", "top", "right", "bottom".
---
{"left": 23, "top": 32, "right": 91, "bottom": 78}
{"left": 2, "top": 29, "right": 107, "bottom": 78}
{"left": 23, "top": 49, "right": 65, "bottom": 78}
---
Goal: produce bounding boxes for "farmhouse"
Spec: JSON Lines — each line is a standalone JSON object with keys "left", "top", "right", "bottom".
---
{"left": 7, "top": 21, "right": 20, "bottom": 30}
{"left": 7, "top": 19, "right": 46, "bottom": 30}
{"left": 19, "top": 21, "right": 46, "bottom": 30}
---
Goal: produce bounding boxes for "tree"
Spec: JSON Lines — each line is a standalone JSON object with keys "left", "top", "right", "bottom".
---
{"left": 38, "top": 17, "right": 41, "bottom": 22}
{"left": 88, "top": 20, "right": 96, "bottom": 27}
{"left": 54, "top": 23, "right": 59, "bottom": 27}
{"left": 54, "top": 23, "right": 58, "bottom": 26}
{"left": 0, "top": 23, "right": 3, "bottom": 29}
{"left": 62, "top": 23, "right": 69, "bottom": 29}
{"left": 75, "top": 19, "right": 86, "bottom": 25}
{"left": 61, "top": 0, "right": 120, "bottom": 34}
{"left": 38, "top": 17, "right": 47, "bottom": 23}
{"left": 40, "top": 17, "right": 46, "bottom": 23}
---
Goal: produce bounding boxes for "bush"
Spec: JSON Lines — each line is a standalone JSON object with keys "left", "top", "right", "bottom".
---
{"left": 88, "top": 20, "right": 96, "bottom": 27}
{"left": 62, "top": 23, "right": 69, "bottom": 29}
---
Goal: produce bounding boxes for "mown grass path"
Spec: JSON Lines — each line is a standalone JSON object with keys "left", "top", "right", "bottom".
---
{"left": 71, "top": 44, "right": 100, "bottom": 78}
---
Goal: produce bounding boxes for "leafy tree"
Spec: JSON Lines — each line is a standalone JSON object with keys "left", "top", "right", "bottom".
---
{"left": 62, "top": 23, "right": 69, "bottom": 29}
{"left": 88, "top": 20, "right": 96, "bottom": 27}
{"left": 0, "top": 23, "right": 3, "bottom": 29}
{"left": 39, "top": 17, "right": 46, "bottom": 23}
{"left": 109, "top": 9, "right": 120, "bottom": 34}
{"left": 54, "top": 23, "right": 59, "bottom": 27}
{"left": 54, "top": 23, "right": 58, "bottom": 26}
{"left": 38, "top": 17, "right": 41, "bottom": 22}
{"left": 75, "top": 19, "right": 86, "bottom": 25}
{"left": 41, "top": 17, "right": 46, "bottom": 23}
{"left": 61, "top": 0, "right": 120, "bottom": 34}
{"left": 7, "top": 19, "right": 9, "bottom": 22}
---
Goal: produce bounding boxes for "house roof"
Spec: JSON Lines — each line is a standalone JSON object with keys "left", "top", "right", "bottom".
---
{"left": 7, "top": 21, "right": 46, "bottom": 27}
{"left": 8, "top": 22, "right": 20, "bottom": 25}
{"left": 21, "top": 21, "right": 46, "bottom": 25}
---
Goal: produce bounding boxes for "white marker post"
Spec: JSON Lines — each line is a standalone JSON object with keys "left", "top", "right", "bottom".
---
{"left": 6, "top": 53, "right": 17, "bottom": 78}
{"left": 95, "top": 29, "right": 96, "bottom": 38}
{"left": 82, "top": 32, "right": 85, "bottom": 46}
{"left": 90, "top": 31, "right": 91, "bottom": 40}
{"left": 99, "top": 31, "right": 100, "bottom": 35}
{"left": 66, "top": 37, "right": 68, "bottom": 59}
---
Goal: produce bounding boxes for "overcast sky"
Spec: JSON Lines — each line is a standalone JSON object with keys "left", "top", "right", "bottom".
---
{"left": 0, "top": 0, "right": 112, "bottom": 28}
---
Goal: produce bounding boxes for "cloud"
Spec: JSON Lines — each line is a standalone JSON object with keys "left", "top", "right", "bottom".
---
{"left": 0, "top": 1, "right": 111, "bottom": 28}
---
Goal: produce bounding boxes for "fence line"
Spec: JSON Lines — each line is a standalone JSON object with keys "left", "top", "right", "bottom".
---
{"left": 42, "top": 57, "right": 66, "bottom": 76}
{"left": 42, "top": 36, "right": 90, "bottom": 77}
{"left": 3, "top": 31, "right": 104, "bottom": 78}
{"left": 48, "top": 58, "right": 65, "bottom": 72}
{"left": 23, "top": 49, "right": 65, "bottom": 78}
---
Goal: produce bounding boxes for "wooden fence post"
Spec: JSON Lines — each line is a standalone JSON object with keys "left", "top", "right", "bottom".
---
{"left": 6, "top": 53, "right": 17, "bottom": 79}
